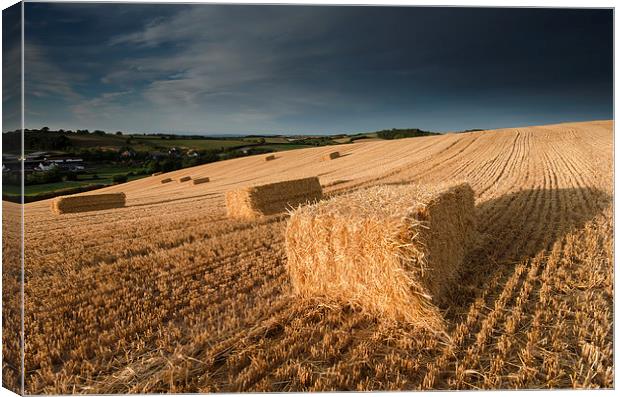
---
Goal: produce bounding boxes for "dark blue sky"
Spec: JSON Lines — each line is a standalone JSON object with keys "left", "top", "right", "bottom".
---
{"left": 19, "top": 3, "right": 613, "bottom": 135}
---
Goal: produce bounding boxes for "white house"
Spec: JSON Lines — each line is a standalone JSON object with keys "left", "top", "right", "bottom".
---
{"left": 36, "top": 162, "right": 58, "bottom": 171}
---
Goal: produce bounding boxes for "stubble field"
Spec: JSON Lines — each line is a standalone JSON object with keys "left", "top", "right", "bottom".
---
{"left": 2, "top": 120, "right": 614, "bottom": 393}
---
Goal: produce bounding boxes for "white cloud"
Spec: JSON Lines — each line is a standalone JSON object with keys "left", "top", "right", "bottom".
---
{"left": 24, "top": 44, "right": 82, "bottom": 100}
{"left": 104, "top": 5, "right": 347, "bottom": 130}
{"left": 2, "top": 43, "right": 22, "bottom": 131}
{"left": 71, "top": 90, "right": 133, "bottom": 120}
{"left": 110, "top": 6, "right": 332, "bottom": 48}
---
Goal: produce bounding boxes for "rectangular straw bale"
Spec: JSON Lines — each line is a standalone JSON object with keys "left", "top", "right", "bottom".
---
{"left": 285, "top": 182, "right": 476, "bottom": 332}
{"left": 323, "top": 151, "right": 340, "bottom": 160}
{"left": 226, "top": 176, "right": 323, "bottom": 219}
{"left": 179, "top": 176, "right": 192, "bottom": 182}
{"left": 265, "top": 154, "right": 276, "bottom": 161}
{"left": 161, "top": 178, "right": 173, "bottom": 184}
{"left": 51, "top": 192, "right": 126, "bottom": 215}
{"left": 152, "top": 172, "right": 163, "bottom": 176}
{"left": 192, "top": 177, "right": 210, "bottom": 185}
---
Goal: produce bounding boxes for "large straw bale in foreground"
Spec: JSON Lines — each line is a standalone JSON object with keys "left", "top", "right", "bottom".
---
{"left": 179, "top": 176, "right": 192, "bottom": 183}
{"left": 265, "top": 154, "right": 276, "bottom": 161}
{"left": 285, "top": 182, "right": 476, "bottom": 332}
{"left": 226, "top": 177, "right": 323, "bottom": 219}
{"left": 51, "top": 193, "right": 126, "bottom": 215}
{"left": 161, "top": 178, "right": 173, "bottom": 184}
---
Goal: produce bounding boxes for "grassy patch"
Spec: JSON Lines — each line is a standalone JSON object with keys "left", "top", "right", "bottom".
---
{"left": 253, "top": 144, "right": 315, "bottom": 151}
{"left": 8, "top": 165, "right": 149, "bottom": 198}
{"left": 129, "top": 136, "right": 247, "bottom": 150}
{"left": 68, "top": 134, "right": 128, "bottom": 148}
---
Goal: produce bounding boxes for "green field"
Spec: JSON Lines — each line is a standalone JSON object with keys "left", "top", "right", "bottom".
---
{"left": 59, "top": 133, "right": 348, "bottom": 153}
{"left": 242, "top": 137, "right": 291, "bottom": 144}
{"left": 68, "top": 134, "right": 128, "bottom": 148}
{"left": 19, "top": 174, "right": 147, "bottom": 196}
{"left": 129, "top": 136, "right": 247, "bottom": 151}
{"left": 87, "top": 165, "right": 146, "bottom": 178}
{"left": 129, "top": 137, "right": 315, "bottom": 152}
{"left": 252, "top": 144, "right": 315, "bottom": 151}
{"left": 4, "top": 181, "right": 103, "bottom": 197}
{"left": 66, "top": 134, "right": 250, "bottom": 152}
{"left": 2, "top": 165, "right": 149, "bottom": 197}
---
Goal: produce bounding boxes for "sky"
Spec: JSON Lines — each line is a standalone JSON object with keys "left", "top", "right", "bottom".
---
{"left": 2, "top": 2, "right": 21, "bottom": 133}
{"left": 6, "top": 3, "right": 614, "bottom": 135}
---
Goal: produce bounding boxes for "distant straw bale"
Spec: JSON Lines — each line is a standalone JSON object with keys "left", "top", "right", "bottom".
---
{"left": 323, "top": 151, "right": 340, "bottom": 160}
{"left": 226, "top": 177, "right": 323, "bottom": 219}
{"left": 161, "top": 178, "right": 173, "bottom": 184}
{"left": 51, "top": 193, "right": 126, "bottom": 215}
{"left": 265, "top": 154, "right": 276, "bottom": 161}
{"left": 285, "top": 182, "right": 476, "bottom": 333}
{"left": 192, "top": 177, "right": 210, "bottom": 185}
{"left": 152, "top": 172, "right": 163, "bottom": 176}
{"left": 179, "top": 176, "right": 192, "bottom": 183}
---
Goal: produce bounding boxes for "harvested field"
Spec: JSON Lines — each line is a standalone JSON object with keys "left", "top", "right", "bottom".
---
{"left": 2, "top": 201, "right": 22, "bottom": 393}
{"left": 226, "top": 177, "right": 323, "bottom": 219}
{"left": 286, "top": 182, "right": 476, "bottom": 332}
{"left": 3, "top": 120, "right": 614, "bottom": 393}
{"left": 193, "top": 177, "right": 210, "bottom": 185}
{"left": 51, "top": 193, "right": 126, "bottom": 214}
{"left": 179, "top": 176, "right": 192, "bottom": 183}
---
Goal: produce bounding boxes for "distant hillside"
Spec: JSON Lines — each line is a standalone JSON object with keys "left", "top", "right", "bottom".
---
{"left": 4, "top": 126, "right": 441, "bottom": 154}
{"left": 373, "top": 128, "right": 439, "bottom": 140}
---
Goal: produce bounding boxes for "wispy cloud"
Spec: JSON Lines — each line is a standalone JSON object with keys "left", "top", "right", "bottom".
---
{"left": 71, "top": 90, "right": 133, "bottom": 120}
{"left": 24, "top": 44, "right": 83, "bottom": 100}
{"left": 2, "top": 43, "right": 22, "bottom": 131}
{"left": 104, "top": 5, "right": 350, "bottom": 127}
